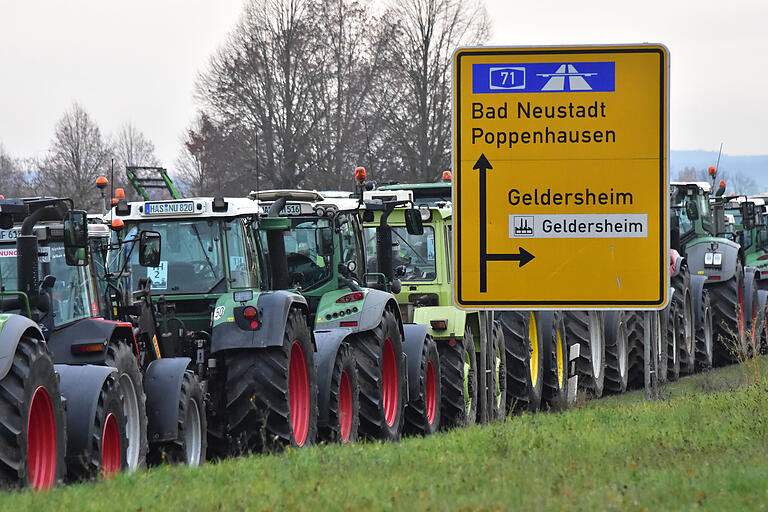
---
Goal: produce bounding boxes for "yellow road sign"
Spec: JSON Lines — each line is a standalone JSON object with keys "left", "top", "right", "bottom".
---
{"left": 453, "top": 45, "right": 669, "bottom": 310}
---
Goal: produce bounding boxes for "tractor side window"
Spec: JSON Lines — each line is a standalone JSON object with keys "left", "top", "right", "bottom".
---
{"left": 225, "top": 219, "right": 256, "bottom": 289}
{"left": 445, "top": 225, "right": 452, "bottom": 283}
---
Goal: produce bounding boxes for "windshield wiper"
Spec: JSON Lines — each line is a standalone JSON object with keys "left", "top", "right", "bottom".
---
{"left": 190, "top": 223, "right": 217, "bottom": 276}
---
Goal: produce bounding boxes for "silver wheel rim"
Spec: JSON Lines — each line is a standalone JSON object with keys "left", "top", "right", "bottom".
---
{"left": 185, "top": 397, "right": 202, "bottom": 466}
{"left": 705, "top": 308, "right": 713, "bottom": 357}
{"left": 655, "top": 311, "right": 663, "bottom": 367}
{"left": 588, "top": 312, "right": 602, "bottom": 378}
{"left": 119, "top": 374, "right": 140, "bottom": 472}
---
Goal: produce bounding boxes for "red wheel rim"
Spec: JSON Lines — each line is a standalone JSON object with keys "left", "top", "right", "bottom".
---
{"left": 27, "top": 386, "right": 56, "bottom": 490}
{"left": 338, "top": 370, "right": 352, "bottom": 442}
{"left": 289, "top": 341, "right": 310, "bottom": 446}
{"left": 101, "top": 413, "right": 121, "bottom": 477}
{"left": 426, "top": 361, "right": 436, "bottom": 425}
{"left": 382, "top": 338, "right": 398, "bottom": 427}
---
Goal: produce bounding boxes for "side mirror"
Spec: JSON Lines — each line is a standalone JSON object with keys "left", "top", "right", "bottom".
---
{"left": 316, "top": 227, "right": 334, "bottom": 257}
{"left": 404, "top": 209, "right": 424, "bottom": 235}
{"left": 63, "top": 210, "right": 88, "bottom": 250}
{"left": 362, "top": 210, "right": 374, "bottom": 223}
{"left": 139, "top": 231, "right": 162, "bottom": 268}
{"left": 742, "top": 202, "right": 756, "bottom": 230}
{"left": 685, "top": 200, "right": 699, "bottom": 221}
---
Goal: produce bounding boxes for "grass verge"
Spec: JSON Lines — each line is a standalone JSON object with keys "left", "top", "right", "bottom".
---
{"left": 3, "top": 359, "right": 768, "bottom": 511}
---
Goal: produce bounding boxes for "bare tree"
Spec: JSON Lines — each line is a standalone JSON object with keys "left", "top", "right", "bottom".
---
{"left": 197, "top": 0, "right": 320, "bottom": 189}
{"left": 380, "top": 0, "right": 489, "bottom": 183}
{"left": 115, "top": 123, "right": 160, "bottom": 168}
{"left": 0, "top": 144, "right": 33, "bottom": 198}
{"left": 36, "top": 103, "right": 113, "bottom": 210}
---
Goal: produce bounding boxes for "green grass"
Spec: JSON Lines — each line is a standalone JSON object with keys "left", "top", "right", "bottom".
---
{"left": 4, "top": 359, "right": 768, "bottom": 511}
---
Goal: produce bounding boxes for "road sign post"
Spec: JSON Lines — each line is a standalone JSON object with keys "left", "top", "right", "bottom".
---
{"left": 453, "top": 45, "right": 669, "bottom": 310}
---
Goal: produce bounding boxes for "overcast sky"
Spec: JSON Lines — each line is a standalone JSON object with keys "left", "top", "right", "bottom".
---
{"left": 0, "top": 0, "right": 766, "bottom": 171}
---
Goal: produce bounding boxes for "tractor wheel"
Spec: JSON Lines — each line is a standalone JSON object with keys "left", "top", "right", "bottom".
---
{"left": 226, "top": 308, "right": 318, "bottom": 452}
{"left": 564, "top": 311, "right": 605, "bottom": 398}
{"left": 500, "top": 311, "right": 543, "bottom": 413}
{"left": 755, "top": 290, "right": 768, "bottom": 355}
{"left": 541, "top": 311, "right": 568, "bottom": 409}
{"left": 710, "top": 262, "right": 746, "bottom": 365}
{"left": 695, "top": 289, "right": 715, "bottom": 370}
{"left": 437, "top": 325, "right": 477, "bottom": 429}
{"left": 156, "top": 372, "right": 206, "bottom": 466}
{"left": 68, "top": 374, "right": 127, "bottom": 480}
{"left": 746, "top": 273, "right": 760, "bottom": 356}
{"left": 664, "top": 302, "right": 680, "bottom": 382}
{"left": 603, "top": 311, "right": 630, "bottom": 394}
{"left": 652, "top": 309, "right": 668, "bottom": 385}
{"left": 105, "top": 340, "right": 148, "bottom": 472}
{"left": 354, "top": 307, "right": 405, "bottom": 441}
{"left": 626, "top": 312, "right": 645, "bottom": 389}
{"left": 320, "top": 343, "right": 360, "bottom": 443}
{"left": 0, "top": 336, "right": 66, "bottom": 490}
{"left": 674, "top": 269, "right": 696, "bottom": 375}
{"left": 404, "top": 335, "right": 441, "bottom": 436}
{"left": 490, "top": 321, "right": 507, "bottom": 420}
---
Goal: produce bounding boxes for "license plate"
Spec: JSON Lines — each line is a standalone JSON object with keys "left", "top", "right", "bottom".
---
{"left": 261, "top": 204, "right": 302, "bottom": 216}
{"left": 145, "top": 202, "right": 195, "bottom": 215}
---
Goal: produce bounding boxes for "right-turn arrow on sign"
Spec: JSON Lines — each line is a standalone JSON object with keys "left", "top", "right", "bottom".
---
{"left": 452, "top": 45, "right": 669, "bottom": 310}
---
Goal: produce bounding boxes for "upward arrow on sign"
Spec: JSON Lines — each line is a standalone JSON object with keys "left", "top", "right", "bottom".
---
{"left": 474, "top": 153, "right": 535, "bottom": 293}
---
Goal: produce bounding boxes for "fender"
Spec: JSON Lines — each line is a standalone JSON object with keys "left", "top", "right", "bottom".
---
{"left": 0, "top": 314, "right": 45, "bottom": 381}
{"left": 690, "top": 274, "right": 707, "bottom": 327}
{"left": 744, "top": 267, "right": 758, "bottom": 322}
{"left": 412, "top": 306, "right": 468, "bottom": 341}
{"left": 402, "top": 323, "right": 430, "bottom": 402}
{"left": 55, "top": 364, "right": 118, "bottom": 464}
{"left": 317, "top": 288, "right": 403, "bottom": 338}
{"left": 48, "top": 318, "right": 137, "bottom": 365}
{"left": 314, "top": 328, "right": 355, "bottom": 428}
{"left": 210, "top": 290, "right": 312, "bottom": 353}
{"left": 143, "top": 357, "right": 192, "bottom": 442}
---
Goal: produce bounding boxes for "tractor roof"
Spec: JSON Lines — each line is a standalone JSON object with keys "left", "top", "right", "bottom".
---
{"left": 670, "top": 181, "right": 712, "bottom": 193}
{"left": 112, "top": 197, "right": 262, "bottom": 221}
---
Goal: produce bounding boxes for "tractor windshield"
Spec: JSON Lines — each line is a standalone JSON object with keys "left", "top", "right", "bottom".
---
{"left": 279, "top": 217, "right": 332, "bottom": 291}
{"left": 122, "top": 219, "right": 231, "bottom": 294}
{"left": 364, "top": 226, "right": 437, "bottom": 281}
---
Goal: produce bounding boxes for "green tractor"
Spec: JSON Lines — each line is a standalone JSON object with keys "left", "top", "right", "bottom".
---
{"left": 671, "top": 180, "right": 746, "bottom": 366}
{"left": 0, "top": 198, "right": 145, "bottom": 483}
{"left": 251, "top": 189, "right": 438, "bottom": 439}
{"left": 367, "top": 180, "right": 569, "bottom": 414}
{"left": 111, "top": 196, "right": 317, "bottom": 454}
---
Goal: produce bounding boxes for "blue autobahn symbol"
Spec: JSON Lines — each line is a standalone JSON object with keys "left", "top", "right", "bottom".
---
{"left": 473, "top": 62, "right": 615, "bottom": 93}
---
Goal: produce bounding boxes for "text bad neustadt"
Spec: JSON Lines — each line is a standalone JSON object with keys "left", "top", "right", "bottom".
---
{"left": 470, "top": 101, "right": 615, "bottom": 149}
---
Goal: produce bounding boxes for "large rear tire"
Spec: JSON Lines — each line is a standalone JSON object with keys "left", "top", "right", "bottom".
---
{"left": 500, "top": 311, "right": 543, "bottom": 413}
{"left": 710, "top": 262, "right": 745, "bottom": 365}
{"left": 541, "top": 311, "right": 568, "bottom": 409}
{"left": 603, "top": 311, "right": 629, "bottom": 394}
{"left": 104, "top": 340, "right": 148, "bottom": 472}
{"left": 437, "top": 325, "right": 477, "bottom": 429}
{"left": 354, "top": 307, "right": 405, "bottom": 441}
{"left": 0, "top": 336, "right": 66, "bottom": 490}
{"left": 564, "top": 311, "right": 605, "bottom": 398}
{"left": 319, "top": 343, "right": 360, "bottom": 443}
{"left": 490, "top": 321, "right": 507, "bottom": 420}
{"left": 404, "top": 336, "right": 441, "bottom": 436}
{"left": 695, "top": 289, "right": 715, "bottom": 370}
{"left": 225, "top": 308, "right": 318, "bottom": 452}
{"left": 664, "top": 302, "right": 680, "bottom": 382}
{"left": 153, "top": 372, "right": 207, "bottom": 466}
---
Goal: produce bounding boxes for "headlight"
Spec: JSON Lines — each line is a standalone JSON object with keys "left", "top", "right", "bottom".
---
{"left": 713, "top": 253, "right": 722, "bottom": 265}
{"left": 704, "top": 252, "right": 713, "bottom": 265}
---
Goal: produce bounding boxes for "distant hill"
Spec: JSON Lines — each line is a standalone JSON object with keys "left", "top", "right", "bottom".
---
{"left": 670, "top": 150, "right": 768, "bottom": 194}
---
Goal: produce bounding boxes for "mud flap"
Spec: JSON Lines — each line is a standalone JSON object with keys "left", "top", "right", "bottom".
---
{"left": 403, "top": 324, "right": 430, "bottom": 403}
{"left": 314, "top": 329, "right": 355, "bottom": 428}
{"left": 144, "top": 357, "right": 192, "bottom": 443}
{"left": 55, "top": 364, "right": 118, "bottom": 463}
